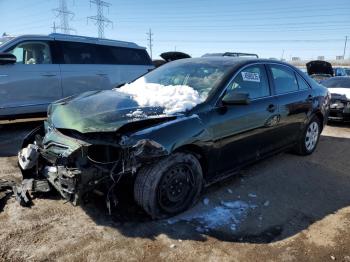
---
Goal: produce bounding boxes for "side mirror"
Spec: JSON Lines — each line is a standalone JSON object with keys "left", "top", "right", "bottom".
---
{"left": 222, "top": 92, "right": 250, "bottom": 105}
{"left": 0, "top": 53, "right": 16, "bottom": 65}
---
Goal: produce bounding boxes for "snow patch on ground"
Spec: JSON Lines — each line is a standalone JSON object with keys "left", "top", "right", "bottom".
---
{"left": 167, "top": 200, "right": 256, "bottom": 232}
{"left": 118, "top": 78, "right": 204, "bottom": 114}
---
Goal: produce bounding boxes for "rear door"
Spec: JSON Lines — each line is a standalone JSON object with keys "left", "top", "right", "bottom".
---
{"left": 57, "top": 41, "right": 108, "bottom": 97}
{"left": 267, "top": 64, "right": 313, "bottom": 147}
{"left": 208, "top": 64, "right": 280, "bottom": 176}
{"left": 0, "top": 40, "right": 61, "bottom": 117}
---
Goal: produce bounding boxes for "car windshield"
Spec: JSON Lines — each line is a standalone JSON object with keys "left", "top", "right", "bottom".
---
{"left": 116, "top": 60, "right": 232, "bottom": 114}
{"left": 322, "top": 78, "right": 350, "bottom": 88}
{"left": 137, "top": 60, "right": 231, "bottom": 99}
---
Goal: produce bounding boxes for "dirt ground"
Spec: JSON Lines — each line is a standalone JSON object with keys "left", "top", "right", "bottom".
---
{"left": 0, "top": 121, "right": 350, "bottom": 262}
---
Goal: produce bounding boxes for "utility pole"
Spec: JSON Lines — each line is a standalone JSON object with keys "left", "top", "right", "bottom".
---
{"left": 52, "top": 22, "right": 57, "bottom": 33}
{"left": 53, "top": 0, "right": 75, "bottom": 34}
{"left": 88, "top": 0, "right": 113, "bottom": 39}
{"left": 281, "top": 49, "right": 285, "bottom": 61}
{"left": 147, "top": 28, "right": 153, "bottom": 59}
{"left": 343, "top": 36, "right": 348, "bottom": 59}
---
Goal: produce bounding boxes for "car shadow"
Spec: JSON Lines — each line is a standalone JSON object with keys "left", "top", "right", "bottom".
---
{"left": 79, "top": 134, "right": 350, "bottom": 244}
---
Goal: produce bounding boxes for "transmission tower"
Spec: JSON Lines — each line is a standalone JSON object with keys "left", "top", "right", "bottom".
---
{"left": 147, "top": 28, "right": 153, "bottom": 59}
{"left": 88, "top": 0, "right": 113, "bottom": 39}
{"left": 53, "top": 0, "right": 75, "bottom": 34}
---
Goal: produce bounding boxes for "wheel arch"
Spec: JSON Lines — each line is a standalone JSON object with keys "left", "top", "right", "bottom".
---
{"left": 174, "top": 144, "right": 209, "bottom": 180}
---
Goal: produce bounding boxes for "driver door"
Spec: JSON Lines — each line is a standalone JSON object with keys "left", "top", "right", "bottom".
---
{"left": 208, "top": 64, "right": 280, "bottom": 176}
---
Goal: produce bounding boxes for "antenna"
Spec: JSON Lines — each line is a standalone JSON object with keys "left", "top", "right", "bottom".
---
{"left": 53, "top": 0, "right": 75, "bottom": 34}
{"left": 147, "top": 28, "right": 153, "bottom": 59}
{"left": 88, "top": 0, "right": 113, "bottom": 39}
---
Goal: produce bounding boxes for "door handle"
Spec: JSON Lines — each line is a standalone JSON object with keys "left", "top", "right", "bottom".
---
{"left": 267, "top": 104, "right": 276, "bottom": 113}
{"left": 96, "top": 73, "right": 108, "bottom": 76}
{"left": 306, "top": 95, "right": 313, "bottom": 102}
{"left": 41, "top": 74, "right": 56, "bottom": 77}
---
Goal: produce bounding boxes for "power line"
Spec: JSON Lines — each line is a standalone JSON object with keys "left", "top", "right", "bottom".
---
{"left": 53, "top": 0, "right": 75, "bottom": 34}
{"left": 146, "top": 28, "right": 154, "bottom": 59}
{"left": 87, "top": 0, "right": 113, "bottom": 39}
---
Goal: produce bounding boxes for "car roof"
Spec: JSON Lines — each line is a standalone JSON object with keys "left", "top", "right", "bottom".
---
{"left": 171, "top": 57, "right": 292, "bottom": 68}
{"left": 1, "top": 33, "right": 144, "bottom": 50}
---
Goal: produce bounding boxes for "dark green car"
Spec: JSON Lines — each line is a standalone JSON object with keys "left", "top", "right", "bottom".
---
{"left": 19, "top": 57, "right": 330, "bottom": 218}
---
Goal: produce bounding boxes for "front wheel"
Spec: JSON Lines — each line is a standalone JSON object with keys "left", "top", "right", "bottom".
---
{"left": 295, "top": 117, "right": 321, "bottom": 155}
{"left": 134, "top": 152, "right": 203, "bottom": 219}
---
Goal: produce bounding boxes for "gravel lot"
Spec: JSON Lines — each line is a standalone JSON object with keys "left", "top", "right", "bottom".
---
{"left": 0, "top": 121, "right": 350, "bottom": 262}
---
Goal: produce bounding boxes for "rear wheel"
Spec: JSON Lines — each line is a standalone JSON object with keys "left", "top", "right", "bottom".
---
{"left": 134, "top": 152, "right": 203, "bottom": 219}
{"left": 295, "top": 116, "right": 321, "bottom": 155}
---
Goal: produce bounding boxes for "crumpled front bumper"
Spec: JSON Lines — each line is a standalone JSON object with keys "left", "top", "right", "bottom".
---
{"left": 18, "top": 122, "right": 169, "bottom": 205}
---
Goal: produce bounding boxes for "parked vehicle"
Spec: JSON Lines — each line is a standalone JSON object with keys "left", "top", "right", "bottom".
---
{"left": 306, "top": 60, "right": 334, "bottom": 83}
{"left": 334, "top": 67, "right": 347, "bottom": 77}
{"left": 202, "top": 52, "right": 259, "bottom": 58}
{"left": 152, "top": 51, "right": 191, "bottom": 68}
{"left": 321, "top": 76, "right": 350, "bottom": 121}
{"left": 0, "top": 33, "right": 153, "bottom": 119}
{"left": 19, "top": 57, "right": 330, "bottom": 218}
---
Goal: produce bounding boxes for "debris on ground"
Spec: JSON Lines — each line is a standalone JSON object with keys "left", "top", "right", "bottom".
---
{"left": 0, "top": 178, "right": 51, "bottom": 210}
{"left": 263, "top": 200, "right": 270, "bottom": 207}
{"left": 0, "top": 178, "right": 16, "bottom": 209}
{"left": 248, "top": 193, "right": 257, "bottom": 198}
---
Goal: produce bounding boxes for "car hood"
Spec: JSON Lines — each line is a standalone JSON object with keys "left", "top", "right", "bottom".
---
{"left": 48, "top": 90, "right": 178, "bottom": 133}
{"left": 306, "top": 60, "right": 334, "bottom": 76}
{"left": 328, "top": 88, "right": 350, "bottom": 100}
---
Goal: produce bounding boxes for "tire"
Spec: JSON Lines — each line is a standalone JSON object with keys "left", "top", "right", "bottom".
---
{"left": 294, "top": 116, "right": 321, "bottom": 155}
{"left": 134, "top": 152, "right": 203, "bottom": 219}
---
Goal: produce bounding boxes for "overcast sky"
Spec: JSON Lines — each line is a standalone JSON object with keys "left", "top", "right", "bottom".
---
{"left": 0, "top": 0, "right": 349, "bottom": 60}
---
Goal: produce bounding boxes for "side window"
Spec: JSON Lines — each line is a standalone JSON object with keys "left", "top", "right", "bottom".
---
{"left": 109, "top": 46, "right": 152, "bottom": 65}
{"left": 60, "top": 41, "right": 97, "bottom": 64}
{"left": 270, "top": 65, "right": 298, "bottom": 94}
{"left": 296, "top": 74, "right": 310, "bottom": 90}
{"left": 8, "top": 41, "right": 52, "bottom": 64}
{"left": 226, "top": 64, "right": 270, "bottom": 99}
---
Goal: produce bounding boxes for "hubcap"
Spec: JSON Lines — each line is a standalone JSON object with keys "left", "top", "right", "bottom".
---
{"left": 157, "top": 164, "right": 196, "bottom": 213}
{"left": 305, "top": 121, "right": 319, "bottom": 151}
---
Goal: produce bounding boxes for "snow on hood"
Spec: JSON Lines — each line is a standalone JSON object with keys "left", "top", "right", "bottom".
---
{"left": 328, "top": 88, "right": 350, "bottom": 99}
{"left": 118, "top": 78, "right": 204, "bottom": 114}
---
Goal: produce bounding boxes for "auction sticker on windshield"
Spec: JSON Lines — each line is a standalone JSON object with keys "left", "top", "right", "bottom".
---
{"left": 241, "top": 72, "right": 260, "bottom": 82}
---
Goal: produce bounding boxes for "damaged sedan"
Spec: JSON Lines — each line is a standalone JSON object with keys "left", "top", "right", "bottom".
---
{"left": 18, "top": 57, "right": 330, "bottom": 218}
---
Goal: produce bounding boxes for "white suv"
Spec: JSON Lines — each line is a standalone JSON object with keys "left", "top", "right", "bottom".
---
{"left": 0, "top": 33, "right": 154, "bottom": 119}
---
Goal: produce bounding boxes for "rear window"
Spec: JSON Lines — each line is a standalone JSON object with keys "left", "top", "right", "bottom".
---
{"left": 270, "top": 65, "right": 299, "bottom": 94}
{"left": 60, "top": 41, "right": 98, "bottom": 64}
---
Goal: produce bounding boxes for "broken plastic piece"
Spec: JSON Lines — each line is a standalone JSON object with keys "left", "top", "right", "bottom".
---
{"left": 18, "top": 144, "right": 39, "bottom": 170}
{"left": 13, "top": 179, "right": 34, "bottom": 207}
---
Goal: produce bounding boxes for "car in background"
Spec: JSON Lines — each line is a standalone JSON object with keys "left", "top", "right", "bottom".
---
{"left": 334, "top": 67, "right": 348, "bottom": 77}
{"left": 321, "top": 76, "right": 350, "bottom": 122}
{"left": 0, "top": 33, "right": 153, "bottom": 119}
{"left": 202, "top": 52, "right": 259, "bottom": 58}
{"left": 19, "top": 57, "right": 330, "bottom": 218}
{"left": 152, "top": 51, "right": 191, "bottom": 68}
{"left": 306, "top": 60, "right": 334, "bottom": 83}
{"left": 345, "top": 68, "right": 350, "bottom": 76}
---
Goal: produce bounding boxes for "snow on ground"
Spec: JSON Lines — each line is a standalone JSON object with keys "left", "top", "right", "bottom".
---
{"left": 167, "top": 200, "right": 257, "bottom": 233}
{"left": 118, "top": 78, "right": 204, "bottom": 114}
